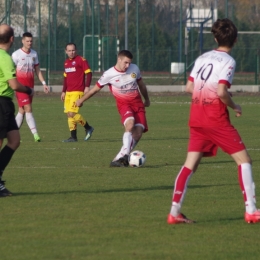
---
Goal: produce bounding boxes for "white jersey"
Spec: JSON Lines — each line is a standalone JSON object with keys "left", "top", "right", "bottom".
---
{"left": 12, "top": 48, "right": 39, "bottom": 87}
{"left": 189, "top": 49, "right": 236, "bottom": 127}
{"left": 97, "top": 63, "right": 143, "bottom": 106}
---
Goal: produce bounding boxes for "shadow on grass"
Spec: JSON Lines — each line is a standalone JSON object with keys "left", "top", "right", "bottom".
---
{"left": 199, "top": 216, "right": 244, "bottom": 223}
{"left": 13, "top": 183, "right": 237, "bottom": 196}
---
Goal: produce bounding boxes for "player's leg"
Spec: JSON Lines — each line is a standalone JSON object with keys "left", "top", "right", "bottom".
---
{"left": 63, "top": 91, "right": 94, "bottom": 142}
{"left": 110, "top": 118, "right": 135, "bottom": 167}
{"left": 131, "top": 125, "right": 144, "bottom": 150}
{"left": 210, "top": 125, "right": 260, "bottom": 223}
{"left": 23, "top": 103, "right": 41, "bottom": 142}
{"left": 168, "top": 151, "right": 202, "bottom": 224}
{"left": 15, "top": 92, "right": 26, "bottom": 128}
{"left": 63, "top": 92, "right": 77, "bottom": 142}
{"left": 15, "top": 106, "right": 25, "bottom": 128}
{"left": 231, "top": 150, "right": 260, "bottom": 223}
{"left": 70, "top": 91, "right": 94, "bottom": 141}
{"left": 63, "top": 111, "right": 78, "bottom": 142}
{"left": 0, "top": 130, "right": 21, "bottom": 197}
{"left": 130, "top": 106, "right": 148, "bottom": 151}
{"left": 0, "top": 98, "right": 20, "bottom": 197}
{"left": 73, "top": 113, "right": 94, "bottom": 141}
{"left": 168, "top": 127, "right": 215, "bottom": 224}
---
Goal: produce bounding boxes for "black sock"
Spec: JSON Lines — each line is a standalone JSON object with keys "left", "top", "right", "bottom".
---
{"left": 0, "top": 146, "right": 15, "bottom": 180}
{"left": 71, "top": 130, "right": 77, "bottom": 139}
{"left": 84, "top": 123, "right": 91, "bottom": 131}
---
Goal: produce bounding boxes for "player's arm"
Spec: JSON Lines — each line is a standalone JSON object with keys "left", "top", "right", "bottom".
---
{"left": 76, "top": 84, "right": 100, "bottom": 107}
{"left": 8, "top": 78, "right": 34, "bottom": 95}
{"left": 137, "top": 79, "right": 150, "bottom": 107}
{"left": 61, "top": 75, "right": 67, "bottom": 101}
{"left": 217, "top": 83, "right": 241, "bottom": 117}
{"left": 84, "top": 71, "right": 92, "bottom": 94}
{"left": 35, "top": 66, "right": 50, "bottom": 93}
{"left": 185, "top": 80, "right": 194, "bottom": 94}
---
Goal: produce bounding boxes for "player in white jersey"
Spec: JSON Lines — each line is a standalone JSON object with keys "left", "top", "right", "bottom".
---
{"left": 167, "top": 18, "right": 260, "bottom": 224}
{"left": 76, "top": 50, "right": 150, "bottom": 167}
{"left": 12, "top": 32, "right": 49, "bottom": 142}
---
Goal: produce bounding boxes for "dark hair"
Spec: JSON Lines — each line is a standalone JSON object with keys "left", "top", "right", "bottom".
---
{"left": 118, "top": 50, "right": 133, "bottom": 59}
{"left": 211, "top": 18, "right": 237, "bottom": 48}
{"left": 65, "top": 43, "right": 77, "bottom": 50}
{"left": 0, "top": 26, "right": 14, "bottom": 44}
{"left": 22, "top": 32, "right": 33, "bottom": 38}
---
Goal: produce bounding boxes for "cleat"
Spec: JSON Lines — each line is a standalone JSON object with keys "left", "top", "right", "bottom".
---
{"left": 110, "top": 155, "right": 129, "bottom": 167}
{"left": 62, "top": 137, "right": 78, "bottom": 143}
{"left": 119, "top": 155, "right": 129, "bottom": 167}
{"left": 245, "top": 210, "right": 260, "bottom": 224}
{"left": 34, "top": 133, "right": 41, "bottom": 142}
{"left": 0, "top": 180, "right": 12, "bottom": 197}
{"left": 84, "top": 126, "right": 94, "bottom": 141}
{"left": 167, "top": 213, "right": 195, "bottom": 224}
{"left": 110, "top": 160, "right": 126, "bottom": 167}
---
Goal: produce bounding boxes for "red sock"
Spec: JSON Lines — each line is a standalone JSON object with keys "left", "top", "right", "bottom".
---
{"left": 172, "top": 166, "right": 193, "bottom": 203}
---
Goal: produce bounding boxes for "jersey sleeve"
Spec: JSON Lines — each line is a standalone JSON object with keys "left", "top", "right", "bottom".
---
{"left": 97, "top": 70, "right": 112, "bottom": 88}
{"left": 1, "top": 55, "right": 16, "bottom": 81}
{"left": 218, "top": 59, "right": 236, "bottom": 87}
{"left": 11, "top": 51, "right": 18, "bottom": 66}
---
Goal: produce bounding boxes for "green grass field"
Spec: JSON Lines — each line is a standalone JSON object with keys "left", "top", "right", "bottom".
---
{"left": 1, "top": 93, "right": 260, "bottom": 260}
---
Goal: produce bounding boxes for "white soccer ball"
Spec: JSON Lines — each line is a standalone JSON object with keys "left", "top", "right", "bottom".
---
{"left": 128, "top": 150, "right": 146, "bottom": 167}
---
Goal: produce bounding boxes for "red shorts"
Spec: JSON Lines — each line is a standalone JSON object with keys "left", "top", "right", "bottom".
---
{"left": 188, "top": 125, "right": 246, "bottom": 157}
{"left": 16, "top": 92, "right": 33, "bottom": 107}
{"left": 118, "top": 104, "right": 148, "bottom": 132}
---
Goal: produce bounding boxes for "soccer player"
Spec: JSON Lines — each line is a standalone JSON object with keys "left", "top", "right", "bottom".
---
{"left": 76, "top": 50, "right": 150, "bottom": 167}
{"left": 167, "top": 18, "right": 260, "bottom": 224}
{"left": 0, "top": 24, "right": 34, "bottom": 196}
{"left": 12, "top": 32, "right": 49, "bottom": 142}
{"left": 61, "top": 43, "right": 94, "bottom": 142}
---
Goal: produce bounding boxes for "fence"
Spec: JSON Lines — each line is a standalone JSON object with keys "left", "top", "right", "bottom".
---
{"left": 0, "top": 0, "right": 259, "bottom": 85}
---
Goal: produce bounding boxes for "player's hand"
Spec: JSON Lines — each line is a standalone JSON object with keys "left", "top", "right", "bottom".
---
{"left": 43, "top": 85, "right": 50, "bottom": 93}
{"left": 144, "top": 99, "right": 150, "bottom": 107}
{"left": 61, "top": 92, "right": 66, "bottom": 101}
{"left": 76, "top": 99, "right": 83, "bottom": 107}
{"left": 234, "top": 104, "right": 242, "bottom": 117}
{"left": 30, "top": 88, "right": 34, "bottom": 96}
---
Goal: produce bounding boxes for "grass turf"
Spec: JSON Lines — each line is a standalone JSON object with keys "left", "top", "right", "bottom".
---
{"left": 1, "top": 93, "right": 260, "bottom": 260}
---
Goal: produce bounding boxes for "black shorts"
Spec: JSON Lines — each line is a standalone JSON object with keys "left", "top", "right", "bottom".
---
{"left": 0, "top": 96, "right": 18, "bottom": 139}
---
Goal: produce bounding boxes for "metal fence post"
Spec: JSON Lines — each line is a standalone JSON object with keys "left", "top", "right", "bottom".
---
{"left": 256, "top": 49, "right": 259, "bottom": 85}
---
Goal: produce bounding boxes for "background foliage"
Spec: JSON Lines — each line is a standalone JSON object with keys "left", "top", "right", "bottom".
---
{"left": 0, "top": 0, "right": 259, "bottom": 82}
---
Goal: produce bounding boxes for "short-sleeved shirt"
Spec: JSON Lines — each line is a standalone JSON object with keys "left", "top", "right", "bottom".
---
{"left": 97, "top": 63, "right": 144, "bottom": 110}
{"left": 188, "top": 49, "right": 236, "bottom": 127}
{"left": 64, "top": 55, "right": 92, "bottom": 92}
{"left": 0, "top": 49, "right": 16, "bottom": 99}
{"left": 12, "top": 48, "right": 39, "bottom": 88}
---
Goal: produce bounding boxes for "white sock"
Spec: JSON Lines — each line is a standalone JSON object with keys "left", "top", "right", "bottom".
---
{"left": 25, "top": 112, "right": 38, "bottom": 135}
{"left": 113, "top": 132, "right": 133, "bottom": 161}
{"left": 170, "top": 202, "right": 181, "bottom": 217}
{"left": 15, "top": 112, "right": 24, "bottom": 128}
{"left": 239, "top": 163, "right": 257, "bottom": 214}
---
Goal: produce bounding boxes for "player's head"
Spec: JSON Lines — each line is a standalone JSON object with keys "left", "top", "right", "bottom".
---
{"left": 211, "top": 18, "right": 237, "bottom": 48}
{"left": 0, "top": 24, "right": 14, "bottom": 48}
{"left": 116, "top": 50, "right": 133, "bottom": 72}
{"left": 65, "top": 43, "right": 77, "bottom": 59}
{"left": 22, "top": 32, "right": 33, "bottom": 49}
